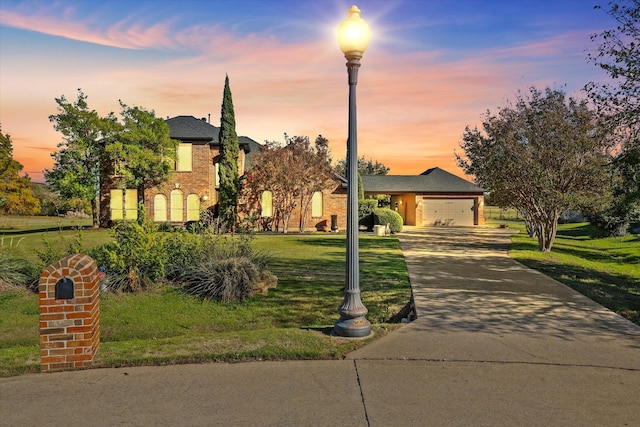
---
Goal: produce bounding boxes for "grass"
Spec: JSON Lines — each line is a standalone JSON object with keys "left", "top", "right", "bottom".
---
{"left": 0, "top": 231, "right": 410, "bottom": 377}
{"left": 3, "top": 214, "right": 638, "bottom": 377}
{"left": 490, "top": 219, "right": 640, "bottom": 325}
{"left": 0, "top": 215, "right": 92, "bottom": 233}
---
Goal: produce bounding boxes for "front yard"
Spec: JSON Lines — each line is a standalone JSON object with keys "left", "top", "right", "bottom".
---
{"left": 0, "top": 231, "right": 411, "bottom": 377}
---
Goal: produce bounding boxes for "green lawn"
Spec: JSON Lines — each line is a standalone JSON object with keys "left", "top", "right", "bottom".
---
{"left": 0, "top": 232, "right": 411, "bottom": 377}
{"left": 2, "top": 215, "right": 638, "bottom": 377}
{"left": 0, "top": 215, "right": 92, "bottom": 233}
{"left": 496, "top": 220, "right": 640, "bottom": 325}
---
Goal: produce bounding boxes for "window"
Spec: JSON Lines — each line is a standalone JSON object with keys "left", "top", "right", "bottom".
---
{"left": 176, "top": 143, "right": 192, "bottom": 172}
{"left": 110, "top": 189, "right": 138, "bottom": 221}
{"left": 125, "top": 189, "right": 138, "bottom": 220}
{"left": 110, "top": 190, "right": 123, "bottom": 220}
{"left": 154, "top": 194, "right": 167, "bottom": 222}
{"left": 187, "top": 194, "right": 200, "bottom": 221}
{"left": 261, "top": 191, "right": 273, "bottom": 217}
{"left": 214, "top": 162, "right": 220, "bottom": 187}
{"left": 170, "top": 189, "right": 184, "bottom": 222}
{"left": 312, "top": 191, "right": 323, "bottom": 217}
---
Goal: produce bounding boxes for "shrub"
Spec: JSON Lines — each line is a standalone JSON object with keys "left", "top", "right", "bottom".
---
{"left": 89, "top": 221, "right": 167, "bottom": 292}
{"left": 373, "top": 208, "right": 403, "bottom": 233}
{"left": 359, "top": 199, "right": 377, "bottom": 219}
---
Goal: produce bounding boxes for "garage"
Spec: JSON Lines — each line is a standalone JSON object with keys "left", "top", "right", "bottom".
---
{"left": 361, "top": 167, "right": 485, "bottom": 226}
{"left": 422, "top": 198, "right": 475, "bottom": 226}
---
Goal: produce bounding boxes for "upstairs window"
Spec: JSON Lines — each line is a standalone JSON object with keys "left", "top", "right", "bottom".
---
{"left": 176, "top": 143, "right": 192, "bottom": 172}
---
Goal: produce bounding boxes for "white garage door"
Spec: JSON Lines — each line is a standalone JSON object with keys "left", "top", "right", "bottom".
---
{"left": 422, "top": 198, "right": 475, "bottom": 226}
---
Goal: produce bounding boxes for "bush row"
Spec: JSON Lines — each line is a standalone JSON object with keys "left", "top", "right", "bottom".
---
{"left": 89, "top": 221, "right": 275, "bottom": 301}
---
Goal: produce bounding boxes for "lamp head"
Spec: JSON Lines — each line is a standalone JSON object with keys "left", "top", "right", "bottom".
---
{"left": 338, "top": 5, "right": 370, "bottom": 57}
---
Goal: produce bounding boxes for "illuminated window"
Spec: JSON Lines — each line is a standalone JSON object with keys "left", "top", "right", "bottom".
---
{"left": 187, "top": 194, "right": 200, "bottom": 221}
{"left": 312, "top": 191, "right": 323, "bottom": 217}
{"left": 261, "top": 191, "right": 273, "bottom": 217}
{"left": 154, "top": 194, "right": 167, "bottom": 222}
{"left": 214, "top": 162, "right": 220, "bottom": 187}
{"left": 110, "top": 189, "right": 138, "bottom": 221}
{"left": 110, "top": 190, "right": 123, "bottom": 220}
{"left": 176, "top": 143, "right": 192, "bottom": 172}
{"left": 125, "top": 189, "right": 138, "bottom": 220}
{"left": 171, "top": 189, "right": 184, "bottom": 222}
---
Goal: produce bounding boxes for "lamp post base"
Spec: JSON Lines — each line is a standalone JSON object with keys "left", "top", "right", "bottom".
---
{"left": 334, "top": 316, "right": 372, "bottom": 338}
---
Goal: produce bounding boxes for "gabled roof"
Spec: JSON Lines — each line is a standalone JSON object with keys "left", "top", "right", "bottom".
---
{"left": 166, "top": 115, "right": 259, "bottom": 154}
{"left": 166, "top": 116, "right": 218, "bottom": 142}
{"left": 241, "top": 137, "right": 264, "bottom": 169}
{"left": 361, "top": 167, "right": 484, "bottom": 194}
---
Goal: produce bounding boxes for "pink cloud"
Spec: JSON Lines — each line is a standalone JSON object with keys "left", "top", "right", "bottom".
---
{"left": 1, "top": 6, "right": 606, "bottom": 183}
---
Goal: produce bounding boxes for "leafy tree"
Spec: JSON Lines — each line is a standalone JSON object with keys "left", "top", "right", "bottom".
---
{"left": 241, "top": 135, "right": 335, "bottom": 233}
{"left": 46, "top": 89, "right": 117, "bottom": 228}
{"left": 586, "top": 1, "right": 640, "bottom": 235}
{"left": 456, "top": 87, "right": 610, "bottom": 252}
{"left": 334, "top": 155, "right": 390, "bottom": 177}
{"left": 0, "top": 126, "right": 40, "bottom": 215}
{"left": 100, "top": 102, "right": 176, "bottom": 226}
{"left": 241, "top": 141, "right": 298, "bottom": 233}
{"left": 31, "top": 183, "right": 88, "bottom": 216}
{"left": 218, "top": 75, "right": 240, "bottom": 230}
{"left": 285, "top": 134, "right": 335, "bottom": 232}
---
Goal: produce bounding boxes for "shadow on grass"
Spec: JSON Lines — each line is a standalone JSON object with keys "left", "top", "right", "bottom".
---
{"left": 556, "top": 223, "right": 605, "bottom": 239}
{"left": 515, "top": 258, "right": 640, "bottom": 325}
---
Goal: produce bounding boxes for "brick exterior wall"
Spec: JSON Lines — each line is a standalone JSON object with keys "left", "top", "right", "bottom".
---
{"left": 144, "top": 142, "right": 218, "bottom": 222}
{"left": 39, "top": 254, "right": 100, "bottom": 373}
{"left": 284, "top": 184, "right": 348, "bottom": 232}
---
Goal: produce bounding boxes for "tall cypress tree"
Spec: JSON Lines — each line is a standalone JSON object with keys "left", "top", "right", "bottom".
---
{"left": 218, "top": 75, "right": 240, "bottom": 228}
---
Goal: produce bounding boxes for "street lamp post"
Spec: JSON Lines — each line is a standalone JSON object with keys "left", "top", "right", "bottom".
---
{"left": 334, "top": 5, "right": 371, "bottom": 338}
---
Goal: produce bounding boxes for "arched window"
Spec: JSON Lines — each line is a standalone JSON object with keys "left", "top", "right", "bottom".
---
{"left": 187, "top": 194, "right": 200, "bottom": 221}
{"left": 170, "top": 189, "right": 184, "bottom": 222}
{"left": 312, "top": 191, "right": 323, "bottom": 217}
{"left": 154, "top": 194, "right": 167, "bottom": 222}
{"left": 261, "top": 191, "right": 273, "bottom": 217}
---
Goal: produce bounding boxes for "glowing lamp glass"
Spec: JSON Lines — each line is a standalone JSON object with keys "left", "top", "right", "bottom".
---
{"left": 338, "top": 5, "right": 370, "bottom": 55}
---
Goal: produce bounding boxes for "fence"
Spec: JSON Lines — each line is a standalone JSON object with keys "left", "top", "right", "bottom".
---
{"left": 483, "top": 206, "right": 520, "bottom": 221}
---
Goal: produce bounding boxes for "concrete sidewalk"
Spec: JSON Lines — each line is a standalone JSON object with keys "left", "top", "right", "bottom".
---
{"left": 1, "top": 227, "right": 639, "bottom": 426}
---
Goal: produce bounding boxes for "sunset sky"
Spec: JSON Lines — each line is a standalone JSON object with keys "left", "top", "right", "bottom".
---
{"left": 0, "top": 0, "right": 613, "bottom": 182}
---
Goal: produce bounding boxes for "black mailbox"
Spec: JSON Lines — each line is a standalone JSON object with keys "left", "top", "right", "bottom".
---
{"left": 55, "top": 277, "right": 74, "bottom": 299}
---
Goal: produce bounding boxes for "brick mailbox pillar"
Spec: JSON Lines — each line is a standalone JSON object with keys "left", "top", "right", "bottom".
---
{"left": 39, "top": 254, "right": 100, "bottom": 373}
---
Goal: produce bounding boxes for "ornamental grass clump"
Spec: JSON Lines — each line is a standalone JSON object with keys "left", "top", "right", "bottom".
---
{"left": 176, "top": 233, "right": 275, "bottom": 302}
{"left": 0, "top": 256, "right": 32, "bottom": 292}
{"left": 181, "top": 256, "right": 260, "bottom": 302}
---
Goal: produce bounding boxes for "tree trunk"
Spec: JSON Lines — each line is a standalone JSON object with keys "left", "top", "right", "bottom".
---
{"left": 91, "top": 195, "right": 99, "bottom": 229}
{"left": 536, "top": 211, "right": 559, "bottom": 252}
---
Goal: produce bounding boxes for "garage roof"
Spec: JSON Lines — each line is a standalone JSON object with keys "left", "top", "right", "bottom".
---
{"left": 361, "top": 167, "right": 484, "bottom": 194}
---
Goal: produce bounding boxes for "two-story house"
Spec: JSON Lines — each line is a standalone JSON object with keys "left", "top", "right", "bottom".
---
{"left": 105, "top": 114, "right": 484, "bottom": 230}
{"left": 105, "top": 115, "right": 349, "bottom": 231}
